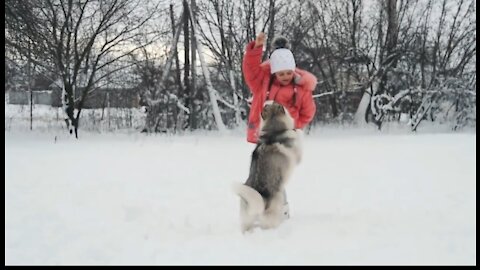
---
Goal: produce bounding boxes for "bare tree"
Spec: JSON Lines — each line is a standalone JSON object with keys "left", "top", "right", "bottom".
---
{"left": 301, "top": 0, "right": 363, "bottom": 121}
{"left": 5, "top": 0, "right": 163, "bottom": 137}
{"left": 135, "top": 8, "right": 185, "bottom": 133}
{"left": 409, "top": 0, "right": 476, "bottom": 130}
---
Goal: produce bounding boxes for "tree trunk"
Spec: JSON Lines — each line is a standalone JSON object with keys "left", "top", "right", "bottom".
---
{"left": 170, "top": 4, "right": 182, "bottom": 132}
{"left": 354, "top": 0, "right": 398, "bottom": 127}
{"left": 183, "top": 0, "right": 192, "bottom": 130}
{"left": 143, "top": 10, "right": 184, "bottom": 133}
{"left": 170, "top": 4, "right": 183, "bottom": 98}
{"left": 27, "top": 44, "right": 33, "bottom": 131}
{"left": 190, "top": 0, "right": 197, "bottom": 130}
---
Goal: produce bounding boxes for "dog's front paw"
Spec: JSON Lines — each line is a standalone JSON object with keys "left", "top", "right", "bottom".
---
{"left": 259, "top": 213, "right": 283, "bottom": 230}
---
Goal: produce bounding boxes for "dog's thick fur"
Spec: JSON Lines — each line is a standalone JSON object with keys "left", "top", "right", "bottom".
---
{"left": 233, "top": 101, "right": 302, "bottom": 233}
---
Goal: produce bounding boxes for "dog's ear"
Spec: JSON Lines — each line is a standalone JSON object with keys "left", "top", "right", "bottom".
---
{"left": 273, "top": 103, "right": 285, "bottom": 115}
{"left": 261, "top": 105, "right": 271, "bottom": 120}
{"left": 262, "top": 100, "right": 275, "bottom": 120}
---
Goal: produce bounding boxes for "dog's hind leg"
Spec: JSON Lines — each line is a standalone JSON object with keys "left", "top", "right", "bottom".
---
{"left": 259, "top": 194, "right": 284, "bottom": 229}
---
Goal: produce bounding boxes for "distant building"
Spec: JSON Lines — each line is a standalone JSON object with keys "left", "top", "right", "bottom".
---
{"left": 6, "top": 81, "right": 141, "bottom": 109}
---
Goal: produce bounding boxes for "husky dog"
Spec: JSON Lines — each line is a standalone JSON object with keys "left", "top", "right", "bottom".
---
{"left": 233, "top": 101, "right": 302, "bottom": 233}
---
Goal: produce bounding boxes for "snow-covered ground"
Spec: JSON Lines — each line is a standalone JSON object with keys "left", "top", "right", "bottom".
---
{"left": 5, "top": 127, "right": 476, "bottom": 265}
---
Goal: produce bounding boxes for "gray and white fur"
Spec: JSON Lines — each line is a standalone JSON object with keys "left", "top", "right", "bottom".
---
{"left": 233, "top": 101, "right": 302, "bottom": 233}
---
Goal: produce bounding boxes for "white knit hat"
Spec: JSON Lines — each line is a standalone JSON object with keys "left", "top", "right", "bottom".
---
{"left": 270, "top": 48, "right": 296, "bottom": 74}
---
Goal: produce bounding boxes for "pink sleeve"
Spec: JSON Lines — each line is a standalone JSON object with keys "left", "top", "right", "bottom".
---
{"left": 296, "top": 92, "right": 316, "bottom": 129}
{"left": 242, "top": 41, "right": 267, "bottom": 94}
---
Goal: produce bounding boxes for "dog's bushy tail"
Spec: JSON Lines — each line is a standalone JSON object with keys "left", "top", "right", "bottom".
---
{"left": 232, "top": 182, "right": 265, "bottom": 217}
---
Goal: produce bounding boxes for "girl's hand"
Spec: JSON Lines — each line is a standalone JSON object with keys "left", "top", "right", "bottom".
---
{"left": 255, "top": 32, "right": 266, "bottom": 48}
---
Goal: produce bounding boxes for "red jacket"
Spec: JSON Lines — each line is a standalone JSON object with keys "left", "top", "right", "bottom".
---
{"left": 243, "top": 41, "right": 317, "bottom": 143}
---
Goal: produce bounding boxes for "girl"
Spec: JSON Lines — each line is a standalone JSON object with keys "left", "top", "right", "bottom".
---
{"left": 242, "top": 32, "right": 317, "bottom": 144}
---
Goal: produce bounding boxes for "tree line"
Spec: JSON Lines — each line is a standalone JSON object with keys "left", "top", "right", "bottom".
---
{"left": 5, "top": 0, "right": 476, "bottom": 137}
